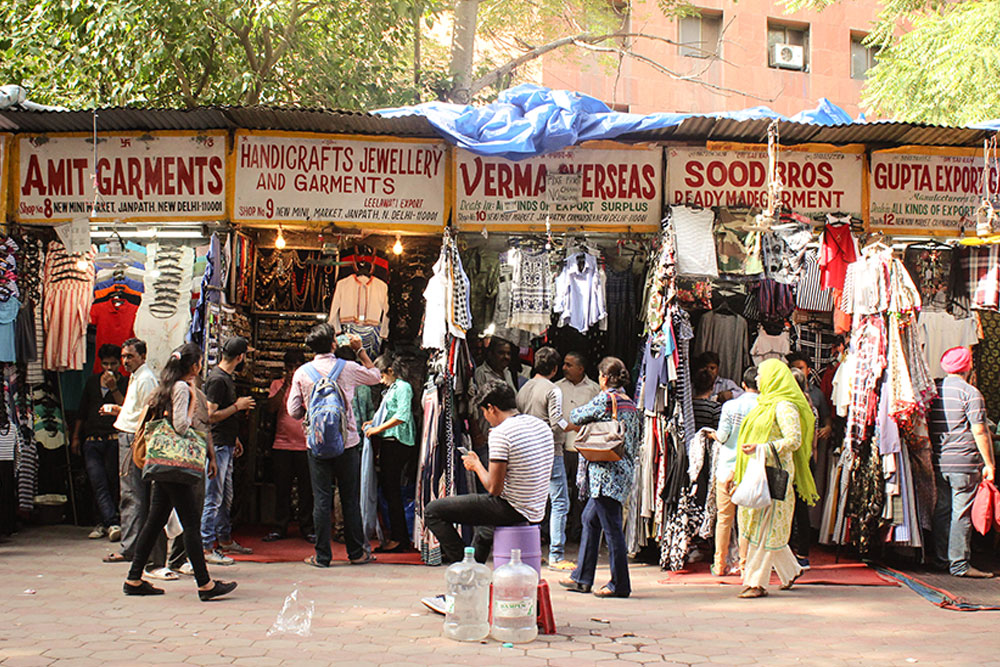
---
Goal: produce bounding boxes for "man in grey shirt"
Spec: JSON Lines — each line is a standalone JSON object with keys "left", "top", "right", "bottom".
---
{"left": 516, "top": 347, "right": 573, "bottom": 569}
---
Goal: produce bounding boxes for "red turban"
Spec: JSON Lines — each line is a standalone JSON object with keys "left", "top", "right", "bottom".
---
{"left": 940, "top": 346, "right": 973, "bottom": 374}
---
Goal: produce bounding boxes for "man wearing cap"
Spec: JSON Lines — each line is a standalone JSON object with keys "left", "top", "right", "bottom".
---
{"left": 201, "top": 336, "right": 256, "bottom": 565}
{"left": 929, "top": 346, "right": 997, "bottom": 578}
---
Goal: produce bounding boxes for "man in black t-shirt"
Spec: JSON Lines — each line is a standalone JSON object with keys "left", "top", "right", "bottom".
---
{"left": 201, "top": 336, "right": 256, "bottom": 564}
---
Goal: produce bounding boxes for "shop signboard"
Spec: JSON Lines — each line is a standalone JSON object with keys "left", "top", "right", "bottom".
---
{"left": 869, "top": 147, "right": 999, "bottom": 235}
{"left": 230, "top": 130, "right": 448, "bottom": 229}
{"left": 665, "top": 143, "right": 865, "bottom": 216}
{"left": 14, "top": 131, "right": 227, "bottom": 223}
{"left": 454, "top": 144, "right": 662, "bottom": 231}
{"left": 0, "top": 134, "right": 9, "bottom": 220}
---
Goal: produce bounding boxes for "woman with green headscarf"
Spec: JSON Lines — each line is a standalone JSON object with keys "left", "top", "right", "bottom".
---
{"left": 732, "top": 358, "right": 818, "bottom": 598}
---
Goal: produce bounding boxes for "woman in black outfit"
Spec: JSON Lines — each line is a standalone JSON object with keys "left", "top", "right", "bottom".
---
{"left": 123, "top": 343, "right": 237, "bottom": 600}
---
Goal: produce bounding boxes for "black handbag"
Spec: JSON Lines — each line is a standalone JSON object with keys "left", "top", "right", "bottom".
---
{"left": 764, "top": 444, "right": 789, "bottom": 501}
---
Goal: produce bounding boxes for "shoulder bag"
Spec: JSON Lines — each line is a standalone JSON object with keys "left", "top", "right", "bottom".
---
{"left": 575, "top": 394, "right": 625, "bottom": 463}
{"left": 764, "top": 443, "right": 790, "bottom": 501}
{"left": 141, "top": 416, "right": 208, "bottom": 484}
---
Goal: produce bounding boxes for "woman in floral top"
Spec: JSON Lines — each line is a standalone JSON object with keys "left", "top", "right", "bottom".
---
{"left": 559, "top": 357, "right": 641, "bottom": 599}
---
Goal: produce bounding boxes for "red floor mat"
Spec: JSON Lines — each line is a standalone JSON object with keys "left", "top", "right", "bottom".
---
{"left": 657, "top": 548, "right": 897, "bottom": 587}
{"left": 228, "top": 527, "right": 424, "bottom": 565}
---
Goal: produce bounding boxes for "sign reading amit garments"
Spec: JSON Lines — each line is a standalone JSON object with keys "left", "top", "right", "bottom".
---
{"left": 454, "top": 145, "right": 662, "bottom": 230}
{"left": 666, "top": 144, "right": 865, "bottom": 214}
{"left": 231, "top": 131, "right": 446, "bottom": 227}
{"left": 869, "top": 148, "right": 1000, "bottom": 234}
{"left": 15, "top": 131, "right": 227, "bottom": 222}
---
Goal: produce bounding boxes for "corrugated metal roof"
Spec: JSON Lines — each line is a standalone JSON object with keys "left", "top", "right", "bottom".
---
{"left": 0, "top": 105, "right": 438, "bottom": 137}
{"left": 0, "top": 104, "right": 993, "bottom": 148}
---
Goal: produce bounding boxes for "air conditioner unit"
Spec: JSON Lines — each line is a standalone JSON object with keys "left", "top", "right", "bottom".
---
{"left": 771, "top": 43, "right": 805, "bottom": 70}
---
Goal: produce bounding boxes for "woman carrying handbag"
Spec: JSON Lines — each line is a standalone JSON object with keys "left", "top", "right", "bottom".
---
{"left": 559, "top": 357, "right": 641, "bottom": 599}
{"left": 123, "top": 343, "right": 237, "bottom": 601}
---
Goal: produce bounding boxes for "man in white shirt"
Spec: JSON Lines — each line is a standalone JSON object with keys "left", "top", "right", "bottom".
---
{"left": 101, "top": 338, "right": 159, "bottom": 564}
{"left": 516, "top": 347, "right": 573, "bottom": 569}
{"left": 555, "top": 352, "right": 600, "bottom": 544}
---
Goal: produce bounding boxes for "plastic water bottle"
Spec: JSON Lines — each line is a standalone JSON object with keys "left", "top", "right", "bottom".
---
{"left": 443, "top": 547, "right": 491, "bottom": 641}
{"left": 491, "top": 548, "right": 539, "bottom": 643}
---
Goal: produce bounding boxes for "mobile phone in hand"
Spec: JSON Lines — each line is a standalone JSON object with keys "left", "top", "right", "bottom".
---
{"left": 457, "top": 446, "right": 471, "bottom": 455}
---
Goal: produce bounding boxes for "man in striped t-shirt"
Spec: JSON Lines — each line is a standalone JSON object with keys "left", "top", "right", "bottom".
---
{"left": 929, "top": 346, "right": 996, "bottom": 578}
{"left": 424, "top": 380, "right": 553, "bottom": 564}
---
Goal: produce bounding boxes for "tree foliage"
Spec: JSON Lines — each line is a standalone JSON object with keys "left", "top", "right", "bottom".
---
{"left": 783, "top": 0, "right": 1000, "bottom": 124}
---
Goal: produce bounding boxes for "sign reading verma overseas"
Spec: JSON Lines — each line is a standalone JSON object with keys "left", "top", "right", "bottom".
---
{"left": 15, "top": 131, "right": 227, "bottom": 223}
{"left": 231, "top": 131, "right": 447, "bottom": 227}
{"left": 666, "top": 144, "right": 865, "bottom": 215}
{"left": 454, "top": 144, "right": 662, "bottom": 231}
{"left": 869, "top": 147, "right": 1000, "bottom": 234}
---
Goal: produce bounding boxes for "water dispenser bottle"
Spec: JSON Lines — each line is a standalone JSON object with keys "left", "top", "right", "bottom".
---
{"left": 443, "top": 547, "right": 492, "bottom": 641}
{"left": 491, "top": 548, "right": 539, "bottom": 643}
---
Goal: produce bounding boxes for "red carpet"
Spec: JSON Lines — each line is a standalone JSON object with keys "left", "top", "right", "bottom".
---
{"left": 228, "top": 527, "right": 424, "bottom": 565}
{"left": 657, "top": 548, "right": 897, "bottom": 587}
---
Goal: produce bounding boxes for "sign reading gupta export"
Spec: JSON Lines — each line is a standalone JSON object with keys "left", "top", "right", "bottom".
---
{"left": 666, "top": 143, "right": 865, "bottom": 215}
{"left": 231, "top": 131, "right": 447, "bottom": 228}
{"left": 14, "top": 131, "right": 227, "bottom": 223}
{"left": 869, "top": 147, "right": 1000, "bottom": 234}
{"left": 454, "top": 144, "right": 662, "bottom": 231}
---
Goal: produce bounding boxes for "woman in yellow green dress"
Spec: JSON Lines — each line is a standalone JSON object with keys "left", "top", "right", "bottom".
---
{"left": 733, "top": 358, "right": 819, "bottom": 598}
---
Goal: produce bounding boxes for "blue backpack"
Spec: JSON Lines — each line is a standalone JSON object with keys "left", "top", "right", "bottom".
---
{"left": 303, "top": 360, "right": 350, "bottom": 459}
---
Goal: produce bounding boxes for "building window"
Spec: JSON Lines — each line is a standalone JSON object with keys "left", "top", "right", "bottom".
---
{"left": 851, "top": 33, "right": 876, "bottom": 79}
{"left": 679, "top": 12, "right": 722, "bottom": 59}
{"left": 767, "top": 22, "right": 809, "bottom": 71}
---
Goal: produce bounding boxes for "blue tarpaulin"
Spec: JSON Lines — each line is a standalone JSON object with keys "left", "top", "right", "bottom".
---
{"left": 376, "top": 83, "right": 861, "bottom": 160}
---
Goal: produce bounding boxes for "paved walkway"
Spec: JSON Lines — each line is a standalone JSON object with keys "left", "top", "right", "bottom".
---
{"left": 0, "top": 526, "right": 996, "bottom": 666}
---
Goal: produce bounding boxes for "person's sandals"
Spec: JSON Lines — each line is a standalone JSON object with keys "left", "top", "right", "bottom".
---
{"left": 593, "top": 587, "right": 624, "bottom": 598}
{"left": 375, "top": 541, "right": 401, "bottom": 553}
{"left": 123, "top": 580, "right": 164, "bottom": 596}
{"left": 548, "top": 560, "right": 577, "bottom": 572}
{"left": 558, "top": 578, "right": 591, "bottom": 593}
{"left": 218, "top": 540, "right": 253, "bottom": 555}
{"left": 146, "top": 567, "right": 179, "bottom": 581}
{"left": 262, "top": 532, "right": 286, "bottom": 542}
{"left": 780, "top": 572, "right": 803, "bottom": 590}
{"left": 198, "top": 581, "right": 238, "bottom": 601}
{"left": 103, "top": 553, "right": 127, "bottom": 563}
{"left": 738, "top": 586, "right": 768, "bottom": 598}
{"left": 350, "top": 553, "right": 377, "bottom": 565}
{"left": 303, "top": 555, "right": 329, "bottom": 568}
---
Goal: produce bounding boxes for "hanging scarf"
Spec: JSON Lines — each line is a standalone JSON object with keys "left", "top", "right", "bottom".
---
{"left": 732, "top": 358, "right": 819, "bottom": 505}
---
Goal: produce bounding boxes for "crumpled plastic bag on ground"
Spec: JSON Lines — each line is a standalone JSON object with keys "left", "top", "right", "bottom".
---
{"left": 267, "top": 585, "right": 314, "bottom": 637}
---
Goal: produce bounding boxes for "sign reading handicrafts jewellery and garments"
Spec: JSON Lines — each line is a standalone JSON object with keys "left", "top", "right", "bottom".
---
{"left": 665, "top": 143, "right": 865, "bottom": 216}
{"left": 14, "top": 131, "right": 227, "bottom": 223}
{"left": 453, "top": 143, "right": 663, "bottom": 232}
{"left": 230, "top": 130, "right": 448, "bottom": 229}
{"left": 869, "top": 146, "right": 1000, "bottom": 235}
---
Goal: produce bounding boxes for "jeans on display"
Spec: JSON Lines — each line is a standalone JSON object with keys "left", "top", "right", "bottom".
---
{"left": 548, "top": 455, "right": 570, "bottom": 562}
{"left": 572, "top": 496, "right": 631, "bottom": 597}
{"left": 933, "top": 470, "right": 979, "bottom": 575}
{"left": 201, "top": 445, "right": 234, "bottom": 550}
{"left": 372, "top": 435, "right": 411, "bottom": 544}
{"left": 308, "top": 446, "right": 365, "bottom": 564}
{"left": 83, "top": 436, "right": 120, "bottom": 527}
{"left": 423, "top": 493, "right": 528, "bottom": 564}
{"left": 127, "top": 480, "right": 211, "bottom": 587}
{"left": 272, "top": 449, "right": 314, "bottom": 537}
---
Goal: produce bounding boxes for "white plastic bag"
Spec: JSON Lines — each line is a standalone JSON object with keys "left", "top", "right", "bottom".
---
{"left": 267, "top": 584, "right": 314, "bottom": 637}
{"left": 731, "top": 447, "right": 772, "bottom": 509}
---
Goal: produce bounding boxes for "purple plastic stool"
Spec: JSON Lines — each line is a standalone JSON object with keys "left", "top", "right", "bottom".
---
{"left": 492, "top": 524, "right": 542, "bottom": 575}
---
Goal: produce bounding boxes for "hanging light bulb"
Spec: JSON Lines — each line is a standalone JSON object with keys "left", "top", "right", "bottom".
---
{"left": 392, "top": 234, "right": 403, "bottom": 255}
{"left": 275, "top": 226, "right": 286, "bottom": 250}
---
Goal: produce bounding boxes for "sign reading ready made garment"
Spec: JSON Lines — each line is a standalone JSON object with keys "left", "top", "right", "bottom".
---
{"left": 14, "top": 131, "right": 227, "bottom": 223}
{"left": 230, "top": 130, "right": 447, "bottom": 229}
{"left": 869, "top": 147, "right": 999, "bottom": 235}
{"left": 454, "top": 143, "right": 662, "bottom": 231}
{"left": 666, "top": 143, "right": 865, "bottom": 215}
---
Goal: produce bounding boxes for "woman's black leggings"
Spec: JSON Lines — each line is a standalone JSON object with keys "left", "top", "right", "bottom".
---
{"left": 373, "top": 436, "right": 411, "bottom": 544}
{"left": 127, "top": 480, "right": 211, "bottom": 587}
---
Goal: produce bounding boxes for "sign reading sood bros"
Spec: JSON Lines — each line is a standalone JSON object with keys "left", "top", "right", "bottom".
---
{"left": 454, "top": 145, "right": 662, "bottom": 231}
{"left": 15, "top": 131, "right": 227, "bottom": 223}
{"left": 666, "top": 144, "right": 865, "bottom": 215}
{"left": 231, "top": 131, "right": 446, "bottom": 227}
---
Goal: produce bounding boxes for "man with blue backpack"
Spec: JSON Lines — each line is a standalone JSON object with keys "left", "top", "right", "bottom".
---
{"left": 287, "top": 323, "right": 382, "bottom": 567}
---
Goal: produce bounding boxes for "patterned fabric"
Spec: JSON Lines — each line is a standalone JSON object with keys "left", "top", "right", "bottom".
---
{"left": 737, "top": 401, "right": 801, "bottom": 550}
{"left": 795, "top": 250, "right": 835, "bottom": 312}
{"left": 714, "top": 211, "right": 763, "bottom": 276}
{"left": 507, "top": 246, "right": 552, "bottom": 334}
{"left": 793, "top": 322, "right": 839, "bottom": 371}
{"left": 756, "top": 279, "right": 795, "bottom": 321}
{"left": 975, "top": 310, "right": 1000, "bottom": 422}
{"left": 673, "top": 309, "right": 697, "bottom": 447}
{"left": 845, "top": 315, "right": 887, "bottom": 452}
{"left": 761, "top": 222, "right": 812, "bottom": 285}
{"left": 951, "top": 245, "right": 1000, "bottom": 313}
{"left": 903, "top": 245, "right": 953, "bottom": 312}
{"left": 570, "top": 389, "right": 641, "bottom": 504}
